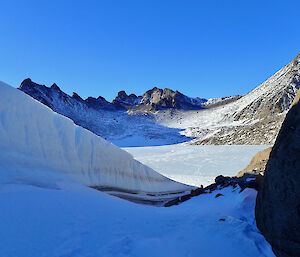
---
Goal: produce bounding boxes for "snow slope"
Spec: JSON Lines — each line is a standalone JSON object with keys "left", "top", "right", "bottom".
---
{"left": 18, "top": 79, "right": 193, "bottom": 147}
{"left": 156, "top": 54, "right": 300, "bottom": 145}
{"left": 0, "top": 81, "right": 192, "bottom": 204}
{"left": 0, "top": 180, "right": 275, "bottom": 257}
{"left": 124, "top": 145, "right": 270, "bottom": 187}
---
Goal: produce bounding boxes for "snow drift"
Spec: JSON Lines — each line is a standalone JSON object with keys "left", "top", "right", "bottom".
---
{"left": 0, "top": 81, "right": 192, "bottom": 205}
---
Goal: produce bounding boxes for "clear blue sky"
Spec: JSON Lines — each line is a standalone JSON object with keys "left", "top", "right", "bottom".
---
{"left": 0, "top": 0, "right": 299, "bottom": 101}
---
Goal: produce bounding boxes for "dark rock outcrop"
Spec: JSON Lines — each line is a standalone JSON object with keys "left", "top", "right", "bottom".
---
{"left": 255, "top": 90, "right": 300, "bottom": 257}
{"left": 140, "top": 87, "right": 206, "bottom": 110}
{"left": 19, "top": 78, "right": 122, "bottom": 111}
{"left": 164, "top": 173, "right": 261, "bottom": 207}
{"left": 112, "top": 91, "right": 142, "bottom": 107}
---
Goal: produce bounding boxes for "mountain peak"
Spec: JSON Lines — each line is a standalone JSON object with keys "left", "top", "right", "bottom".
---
{"left": 51, "top": 83, "right": 61, "bottom": 91}
{"left": 72, "top": 92, "right": 84, "bottom": 101}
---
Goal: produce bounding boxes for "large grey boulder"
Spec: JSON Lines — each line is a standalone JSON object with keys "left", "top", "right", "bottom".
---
{"left": 255, "top": 90, "right": 300, "bottom": 257}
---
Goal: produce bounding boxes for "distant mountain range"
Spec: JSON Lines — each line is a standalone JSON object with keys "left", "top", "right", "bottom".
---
{"left": 19, "top": 53, "right": 300, "bottom": 146}
{"left": 20, "top": 79, "right": 207, "bottom": 111}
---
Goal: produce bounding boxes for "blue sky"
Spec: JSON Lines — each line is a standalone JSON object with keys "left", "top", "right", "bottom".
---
{"left": 0, "top": 0, "right": 299, "bottom": 101}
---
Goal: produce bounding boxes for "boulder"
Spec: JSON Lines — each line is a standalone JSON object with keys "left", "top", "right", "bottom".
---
{"left": 255, "top": 90, "right": 300, "bottom": 257}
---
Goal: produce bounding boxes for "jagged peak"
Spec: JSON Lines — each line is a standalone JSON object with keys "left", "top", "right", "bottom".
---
{"left": 128, "top": 93, "right": 138, "bottom": 98}
{"left": 21, "top": 78, "right": 32, "bottom": 84}
{"left": 50, "top": 83, "right": 61, "bottom": 91}
{"left": 19, "top": 78, "right": 34, "bottom": 88}
{"left": 72, "top": 92, "right": 84, "bottom": 101}
{"left": 97, "top": 95, "right": 109, "bottom": 102}
{"left": 117, "top": 90, "right": 128, "bottom": 97}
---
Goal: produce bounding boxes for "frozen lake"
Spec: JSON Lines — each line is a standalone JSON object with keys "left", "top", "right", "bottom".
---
{"left": 124, "top": 145, "right": 270, "bottom": 187}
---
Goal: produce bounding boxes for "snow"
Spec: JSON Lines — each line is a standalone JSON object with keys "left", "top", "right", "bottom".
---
{"left": 0, "top": 81, "right": 275, "bottom": 257}
{"left": 124, "top": 145, "right": 270, "bottom": 187}
{"left": 0, "top": 81, "right": 191, "bottom": 196}
{"left": 154, "top": 60, "right": 299, "bottom": 144}
{"left": 0, "top": 180, "right": 274, "bottom": 257}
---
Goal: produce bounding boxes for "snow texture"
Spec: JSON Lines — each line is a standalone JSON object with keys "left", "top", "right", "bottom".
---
{"left": 0, "top": 81, "right": 275, "bottom": 256}
{"left": 0, "top": 178, "right": 275, "bottom": 257}
{"left": 0, "top": 81, "right": 191, "bottom": 195}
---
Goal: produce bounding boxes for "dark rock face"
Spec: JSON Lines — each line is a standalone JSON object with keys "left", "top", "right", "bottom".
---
{"left": 256, "top": 91, "right": 300, "bottom": 257}
{"left": 112, "top": 91, "right": 142, "bottom": 106}
{"left": 20, "top": 79, "right": 206, "bottom": 112}
{"left": 19, "top": 78, "right": 120, "bottom": 111}
{"left": 140, "top": 87, "right": 206, "bottom": 110}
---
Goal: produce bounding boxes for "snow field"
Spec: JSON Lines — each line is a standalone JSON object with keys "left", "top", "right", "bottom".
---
{"left": 0, "top": 181, "right": 275, "bottom": 257}
{"left": 124, "top": 145, "right": 270, "bottom": 187}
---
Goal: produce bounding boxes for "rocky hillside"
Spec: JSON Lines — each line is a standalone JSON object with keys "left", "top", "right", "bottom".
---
{"left": 157, "top": 53, "right": 300, "bottom": 145}
{"left": 18, "top": 53, "right": 300, "bottom": 146}
{"left": 18, "top": 79, "right": 191, "bottom": 147}
{"left": 237, "top": 147, "right": 272, "bottom": 177}
{"left": 255, "top": 90, "right": 300, "bottom": 257}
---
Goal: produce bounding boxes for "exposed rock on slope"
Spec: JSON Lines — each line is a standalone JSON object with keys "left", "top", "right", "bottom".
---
{"left": 112, "top": 91, "right": 142, "bottom": 107}
{"left": 255, "top": 90, "right": 300, "bottom": 257}
{"left": 165, "top": 53, "right": 300, "bottom": 145}
{"left": 237, "top": 147, "right": 272, "bottom": 177}
{"left": 18, "top": 79, "right": 191, "bottom": 147}
{"left": 139, "top": 87, "right": 206, "bottom": 110}
{"left": 18, "top": 53, "right": 300, "bottom": 146}
{"left": 19, "top": 78, "right": 120, "bottom": 111}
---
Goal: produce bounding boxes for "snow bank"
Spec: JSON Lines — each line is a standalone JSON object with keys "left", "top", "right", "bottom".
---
{"left": 0, "top": 81, "right": 191, "bottom": 196}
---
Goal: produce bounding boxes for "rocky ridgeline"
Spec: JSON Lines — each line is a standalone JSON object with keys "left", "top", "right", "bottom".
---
{"left": 19, "top": 79, "right": 205, "bottom": 112}
{"left": 19, "top": 78, "right": 121, "bottom": 111}
{"left": 18, "top": 53, "right": 300, "bottom": 146}
{"left": 186, "top": 53, "right": 300, "bottom": 145}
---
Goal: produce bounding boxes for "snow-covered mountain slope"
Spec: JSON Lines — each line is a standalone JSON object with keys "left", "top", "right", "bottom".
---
{"left": 0, "top": 81, "right": 193, "bottom": 204}
{"left": 0, "top": 178, "right": 275, "bottom": 257}
{"left": 156, "top": 53, "right": 300, "bottom": 145}
{"left": 18, "top": 79, "right": 191, "bottom": 147}
{"left": 18, "top": 53, "right": 300, "bottom": 146}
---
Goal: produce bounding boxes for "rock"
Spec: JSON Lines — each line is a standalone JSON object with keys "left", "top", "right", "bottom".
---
{"left": 237, "top": 147, "right": 272, "bottom": 177}
{"left": 179, "top": 194, "right": 191, "bottom": 202}
{"left": 215, "top": 193, "right": 224, "bottom": 198}
{"left": 215, "top": 175, "right": 227, "bottom": 185}
{"left": 190, "top": 188, "right": 205, "bottom": 196}
{"left": 255, "top": 90, "right": 300, "bottom": 257}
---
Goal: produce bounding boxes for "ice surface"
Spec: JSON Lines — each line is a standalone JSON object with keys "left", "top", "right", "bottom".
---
{"left": 124, "top": 145, "right": 270, "bottom": 186}
{"left": 0, "top": 81, "right": 191, "bottom": 194}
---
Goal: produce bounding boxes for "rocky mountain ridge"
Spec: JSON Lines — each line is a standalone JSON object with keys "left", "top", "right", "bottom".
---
{"left": 18, "top": 53, "right": 300, "bottom": 146}
{"left": 18, "top": 79, "right": 192, "bottom": 147}
{"left": 20, "top": 79, "right": 207, "bottom": 111}
{"left": 159, "top": 53, "right": 300, "bottom": 145}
